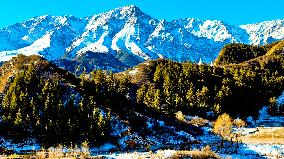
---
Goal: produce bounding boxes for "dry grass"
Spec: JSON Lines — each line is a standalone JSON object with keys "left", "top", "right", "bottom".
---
{"left": 2, "top": 141, "right": 91, "bottom": 159}
{"left": 170, "top": 146, "right": 220, "bottom": 159}
{"left": 92, "top": 146, "right": 220, "bottom": 159}
{"left": 187, "top": 116, "right": 210, "bottom": 127}
{"left": 267, "top": 40, "right": 284, "bottom": 55}
{"left": 240, "top": 127, "right": 284, "bottom": 144}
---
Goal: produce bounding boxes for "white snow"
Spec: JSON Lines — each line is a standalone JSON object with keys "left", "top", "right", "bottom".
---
{"left": 97, "top": 143, "right": 116, "bottom": 151}
{"left": 0, "top": 137, "right": 40, "bottom": 152}
{"left": 22, "top": 35, "right": 29, "bottom": 41}
{"left": 157, "top": 150, "right": 176, "bottom": 158}
{"left": 277, "top": 91, "right": 284, "bottom": 105}
{"left": 240, "top": 20, "right": 284, "bottom": 45}
{"left": 221, "top": 144, "right": 284, "bottom": 159}
{"left": 111, "top": 19, "right": 149, "bottom": 60}
{"left": 76, "top": 30, "right": 109, "bottom": 56}
{"left": 255, "top": 106, "right": 284, "bottom": 127}
{"left": 54, "top": 16, "right": 68, "bottom": 25}
{"left": 150, "top": 20, "right": 166, "bottom": 38}
{"left": 0, "top": 32, "right": 52, "bottom": 61}
{"left": 192, "top": 20, "right": 232, "bottom": 42}
{"left": 66, "top": 37, "right": 85, "bottom": 53}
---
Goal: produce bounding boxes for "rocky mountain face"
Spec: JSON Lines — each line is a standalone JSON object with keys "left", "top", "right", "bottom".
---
{"left": 0, "top": 5, "right": 284, "bottom": 73}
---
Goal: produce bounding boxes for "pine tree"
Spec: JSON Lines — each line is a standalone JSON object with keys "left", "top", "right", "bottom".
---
{"left": 14, "top": 108, "right": 23, "bottom": 126}
{"left": 186, "top": 83, "right": 196, "bottom": 108}
{"left": 152, "top": 89, "right": 161, "bottom": 111}
{"left": 196, "top": 86, "right": 209, "bottom": 108}
{"left": 137, "top": 85, "right": 147, "bottom": 104}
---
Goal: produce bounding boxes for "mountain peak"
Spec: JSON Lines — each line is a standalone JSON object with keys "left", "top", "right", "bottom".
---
{"left": 121, "top": 5, "right": 140, "bottom": 11}
{"left": 0, "top": 7, "right": 284, "bottom": 73}
{"left": 114, "top": 5, "right": 143, "bottom": 16}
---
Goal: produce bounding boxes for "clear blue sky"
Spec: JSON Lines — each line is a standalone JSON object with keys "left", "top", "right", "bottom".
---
{"left": 1, "top": 0, "right": 283, "bottom": 28}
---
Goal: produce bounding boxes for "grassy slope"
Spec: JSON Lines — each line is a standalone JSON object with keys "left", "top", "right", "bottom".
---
{"left": 0, "top": 54, "right": 81, "bottom": 93}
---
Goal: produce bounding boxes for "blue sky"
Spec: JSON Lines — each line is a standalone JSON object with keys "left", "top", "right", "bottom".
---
{"left": 0, "top": 0, "right": 283, "bottom": 28}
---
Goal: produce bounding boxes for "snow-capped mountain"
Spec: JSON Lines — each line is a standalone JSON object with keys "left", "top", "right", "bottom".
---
{"left": 240, "top": 19, "right": 284, "bottom": 45}
{"left": 0, "top": 5, "right": 284, "bottom": 73}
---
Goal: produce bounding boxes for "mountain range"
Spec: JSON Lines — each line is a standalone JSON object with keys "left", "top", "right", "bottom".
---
{"left": 0, "top": 5, "right": 284, "bottom": 73}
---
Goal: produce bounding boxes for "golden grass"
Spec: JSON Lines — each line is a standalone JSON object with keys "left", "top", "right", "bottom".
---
{"left": 187, "top": 116, "right": 210, "bottom": 127}
{"left": 170, "top": 146, "right": 220, "bottom": 159}
{"left": 240, "top": 127, "right": 284, "bottom": 144}
{"left": 266, "top": 40, "right": 284, "bottom": 55}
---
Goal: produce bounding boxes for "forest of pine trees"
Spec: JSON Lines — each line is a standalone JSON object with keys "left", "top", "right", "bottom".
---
{"left": 0, "top": 41, "right": 283, "bottom": 147}
{"left": 136, "top": 50, "right": 284, "bottom": 118}
{"left": 0, "top": 55, "right": 139, "bottom": 147}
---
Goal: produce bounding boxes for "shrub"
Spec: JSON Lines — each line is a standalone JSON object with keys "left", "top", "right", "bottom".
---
{"left": 171, "top": 145, "right": 220, "bottom": 159}
{"left": 213, "top": 113, "right": 233, "bottom": 140}
{"left": 233, "top": 118, "right": 246, "bottom": 128}
{"left": 175, "top": 111, "right": 185, "bottom": 122}
{"left": 188, "top": 116, "right": 210, "bottom": 127}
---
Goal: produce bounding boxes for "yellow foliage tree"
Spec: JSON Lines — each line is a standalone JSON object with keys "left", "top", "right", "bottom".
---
{"left": 213, "top": 113, "right": 233, "bottom": 147}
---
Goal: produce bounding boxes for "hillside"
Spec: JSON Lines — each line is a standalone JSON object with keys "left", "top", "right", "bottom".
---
{"left": 214, "top": 41, "right": 282, "bottom": 66}
{"left": 0, "top": 6, "right": 284, "bottom": 74}
{"left": 0, "top": 40, "right": 283, "bottom": 157}
{"left": 122, "top": 41, "right": 284, "bottom": 118}
{"left": 0, "top": 54, "right": 203, "bottom": 150}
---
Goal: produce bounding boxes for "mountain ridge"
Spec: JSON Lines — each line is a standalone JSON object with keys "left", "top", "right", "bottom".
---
{"left": 0, "top": 5, "right": 284, "bottom": 73}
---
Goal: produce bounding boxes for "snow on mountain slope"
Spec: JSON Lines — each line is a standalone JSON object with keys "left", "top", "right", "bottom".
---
{"left": 145, "top": 19, "right": 227, "bottom": 62}
{"left": 175, "top": 18, "right": 249, "bottom": 43}
{"left": 0, "top": 32, "right": 52, "bottom": 61}
{"left": 0, "top": 5, "right": 284, "bottom": 72}
{"left": 0, "top": 15, "right": 86, "bottom": 61}
{"left": 240, "top": 19, "right": 284, "bottom": 45}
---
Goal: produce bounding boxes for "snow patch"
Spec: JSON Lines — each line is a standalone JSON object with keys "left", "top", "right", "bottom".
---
{"left": 0, "top": 32, "right": 52, "bottom": 61}
{"left": 111, "top": 20, "right": 149, "bottom": 60}
{"left": 97, "top": 143, "right": 116, "bottom": 151}
{"left": 22, "top": 35, "right": 29, "bottom": 41}
{"left": 276, "top": 91, "right": 284, "bottom": 105}
{"left": 129, "top": 68, "right": 139, "bottom": 75}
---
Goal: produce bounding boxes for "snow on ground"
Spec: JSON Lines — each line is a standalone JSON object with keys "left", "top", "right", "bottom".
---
{"left": 255, "top": 106, "right": 284, "bottom": 127}
{"left": 220, "top": 144, "right": 284, "bottom": 159}
{"left": 95, "top": 152, "right": 154, "bottom": 159}
{"left": 92, "top": 143, "right": 117, "bottom": 153}
{"left": 142, "top": 113, "right": 195, "bottom": 144}
{"left": 111, "top": 21, "right": 150, "bottom": 60}
{"left": 190, "top": 107, "right": 284, "bottom": 159}
{"left": 277, "top": 91, "right": 284, "bottom": 105}
{"left": 242, "top": 144, "right": 284, "bottom": 158}
{"left": 198, "top": 126, "right": 284, "bottom": 159}
{"left": 0, "top": 137, "right": 40, "bottom": 152}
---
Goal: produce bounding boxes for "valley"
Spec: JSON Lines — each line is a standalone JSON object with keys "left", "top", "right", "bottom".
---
{"left": 0, "top": 4, "right": 283, "bottom": 159}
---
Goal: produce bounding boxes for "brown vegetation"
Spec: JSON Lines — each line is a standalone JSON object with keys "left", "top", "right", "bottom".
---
{"left": 240, "top": 127, "right": 284, "bottom": 144}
